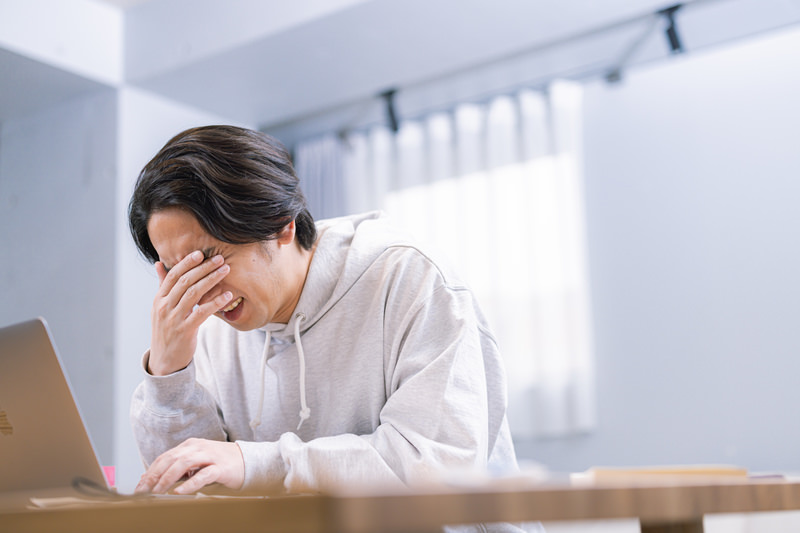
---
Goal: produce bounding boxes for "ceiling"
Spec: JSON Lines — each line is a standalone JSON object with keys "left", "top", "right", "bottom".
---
{"left": 96, "top": 0, "right": 154, "bottom": 8}
{"left": 3, "top": 0, "right": 800, "bottom": 144}
{"left": 126, "top": 0, "right": 680, "bottom": 128}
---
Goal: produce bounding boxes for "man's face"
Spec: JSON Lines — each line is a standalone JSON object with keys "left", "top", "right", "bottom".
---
{"left": 147, "top": 207, "right": 301, "bottom": 330}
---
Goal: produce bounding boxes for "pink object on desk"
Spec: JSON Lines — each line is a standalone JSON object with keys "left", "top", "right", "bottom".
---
{"left": 103, "top": 466, "right": 115, "bottom": 487}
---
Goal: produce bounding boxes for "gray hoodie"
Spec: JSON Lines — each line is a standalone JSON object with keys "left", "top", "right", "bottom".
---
{"left": 131, "top": 212, "right": 536, "bottom": 529}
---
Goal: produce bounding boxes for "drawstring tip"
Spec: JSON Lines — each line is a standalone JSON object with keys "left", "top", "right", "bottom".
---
{"left": 249, "top": 419, "right": 261, "bottom": 430}
{"left": 296, "top": 408, "right": 311, "bottom": 431}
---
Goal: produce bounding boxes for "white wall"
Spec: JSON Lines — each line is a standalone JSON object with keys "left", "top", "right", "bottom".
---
{"left": 516, "top": 24, "right": 800, "bottom": 474}
{"left": 0, "top": 0, "right": 123, "bottom": 84}
{"left": 0, "top": 89, "right": 118, "bottom": 463}
{"left": 0, "top": 82, "right": 250, "bottom": 491}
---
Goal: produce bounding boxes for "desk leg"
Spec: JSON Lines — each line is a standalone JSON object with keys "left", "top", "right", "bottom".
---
{"left": 640, "top": 519, "right": 703, "bottom": 533}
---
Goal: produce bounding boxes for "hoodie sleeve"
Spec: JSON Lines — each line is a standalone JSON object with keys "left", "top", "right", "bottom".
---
{"left": 130, "top": 352, "right": 227, "bottom": 467}
{"left": 237, "top": 282, "right": 499, "bottom": 494}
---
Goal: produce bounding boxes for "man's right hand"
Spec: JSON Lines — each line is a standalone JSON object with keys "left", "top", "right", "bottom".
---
{"left": 147, "top": 250, "right": 233, "bottom": 376}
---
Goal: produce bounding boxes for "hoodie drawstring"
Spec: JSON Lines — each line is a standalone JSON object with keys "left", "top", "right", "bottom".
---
{"left": 249, "top": 330, "right": 271, "bottom": 430}
{"left": 249, "top": 315, "right": 311, "bottom": 432}
{"left": 294, "top": 312, "right": 311, "bottom": 430}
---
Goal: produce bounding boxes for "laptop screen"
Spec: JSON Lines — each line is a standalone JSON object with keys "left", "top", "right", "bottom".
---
{"left": 0, "top": 318, "right": 107, "bottom": 493}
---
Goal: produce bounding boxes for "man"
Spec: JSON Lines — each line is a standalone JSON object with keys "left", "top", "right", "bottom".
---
{"left": 128, "top": 125, "right": 523, "bottom": 507}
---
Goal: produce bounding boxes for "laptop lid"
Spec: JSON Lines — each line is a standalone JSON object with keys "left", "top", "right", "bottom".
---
{"left": 0, "top": 317, "right": 108, "bottom": 493}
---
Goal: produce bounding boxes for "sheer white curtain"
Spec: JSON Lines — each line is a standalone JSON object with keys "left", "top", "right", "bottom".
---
{"left": 294, "top": 134, "right": 347, "bottom": 220}
{"left": 295, "top": 81, "right": 595, "bottom": 438}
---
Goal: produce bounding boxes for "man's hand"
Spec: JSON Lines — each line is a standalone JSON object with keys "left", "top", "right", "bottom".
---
{"left": 148, "top": 250, "right": 233, "bottom": 376}
{"left": 135, "top": 438, "right": 245, "bottom": 495}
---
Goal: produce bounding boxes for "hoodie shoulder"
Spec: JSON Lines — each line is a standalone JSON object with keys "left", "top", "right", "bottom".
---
{"left": 292, "top": 213, "right": 438, "bottom": 322}
{"left": 315, "top": 211, "right": 461, "bottom": 282}
{"left": 318, "top": 211, "right": 465, "bottom": 290}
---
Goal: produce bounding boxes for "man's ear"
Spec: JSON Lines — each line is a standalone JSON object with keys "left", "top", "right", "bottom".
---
{"left": 275, "top": 220, "right": 296, "bottom": 246}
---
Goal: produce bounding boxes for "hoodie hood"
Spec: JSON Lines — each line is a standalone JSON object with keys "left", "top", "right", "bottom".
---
{"left": 259, "top": 211, "right": 410, "bottom": 341}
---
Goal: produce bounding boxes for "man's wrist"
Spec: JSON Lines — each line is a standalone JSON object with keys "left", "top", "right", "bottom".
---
{"left": 145, "top": 351, "right": 188, "bottom": 376}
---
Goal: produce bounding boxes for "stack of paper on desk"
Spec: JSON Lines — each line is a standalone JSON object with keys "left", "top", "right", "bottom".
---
{"left": 571, "top": 465, "right": 750, "bottom": 485}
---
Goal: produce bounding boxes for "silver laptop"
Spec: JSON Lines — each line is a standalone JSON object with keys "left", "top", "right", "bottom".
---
{"left": 0, "top": 317, "right": 108, "bottom": 497}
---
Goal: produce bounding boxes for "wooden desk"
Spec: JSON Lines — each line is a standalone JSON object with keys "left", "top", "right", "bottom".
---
{"left": 4, "top": 478, "right": 800, "bottom": 533}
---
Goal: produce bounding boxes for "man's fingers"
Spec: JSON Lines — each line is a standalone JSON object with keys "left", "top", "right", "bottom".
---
{"left": 135, "top": 439, "right": 244, "bottom": 495}
{"left": 152, "top": 457, "right": 202, "bottom": 494}
{"left": 135, "top": 444, "right": 192, "bottom": 494}
{"left": 135, "top": 466, "right": 164, "bottom": 494}
{"left": 173, "top": 465, "right": 221, "bottom": 495}
{"left": 162, "top": 250, "right": 203, "bottom": 285}
{"left": 134, "top": 474, "right": 154, "bottom": 494}
{"left": 157, "top": 250, "right": 204, "bottom": 294}
{"left": 189, "top": 291, "right": 234, "bottom": 326}
{"left": 146, "top": 448, "right": 205, "bottom": 494}
{"left": 153, "top": 253, "right": 228, "bottom": 322}
{"left": 176, "top": 263, "right": 230, "bottom": 314}
{"left": 155, "top": 261, "right": 168, "bottom": 284}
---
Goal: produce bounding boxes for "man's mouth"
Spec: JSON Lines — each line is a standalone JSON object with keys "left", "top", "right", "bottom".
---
{"left": 221, "top": 297, "right": 243, "bottom": 313}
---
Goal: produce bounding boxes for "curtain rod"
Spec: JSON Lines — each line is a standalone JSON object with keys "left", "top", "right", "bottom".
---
{"left": 265, "top": 0, "right": 723, "bottom": 144}
{"left": 377, "top": 1, "right": 689, "bottom": 105}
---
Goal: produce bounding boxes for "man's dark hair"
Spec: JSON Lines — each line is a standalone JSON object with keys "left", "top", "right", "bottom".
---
{"left": 128, "top": 125, "right": 316, "bottom": 263}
